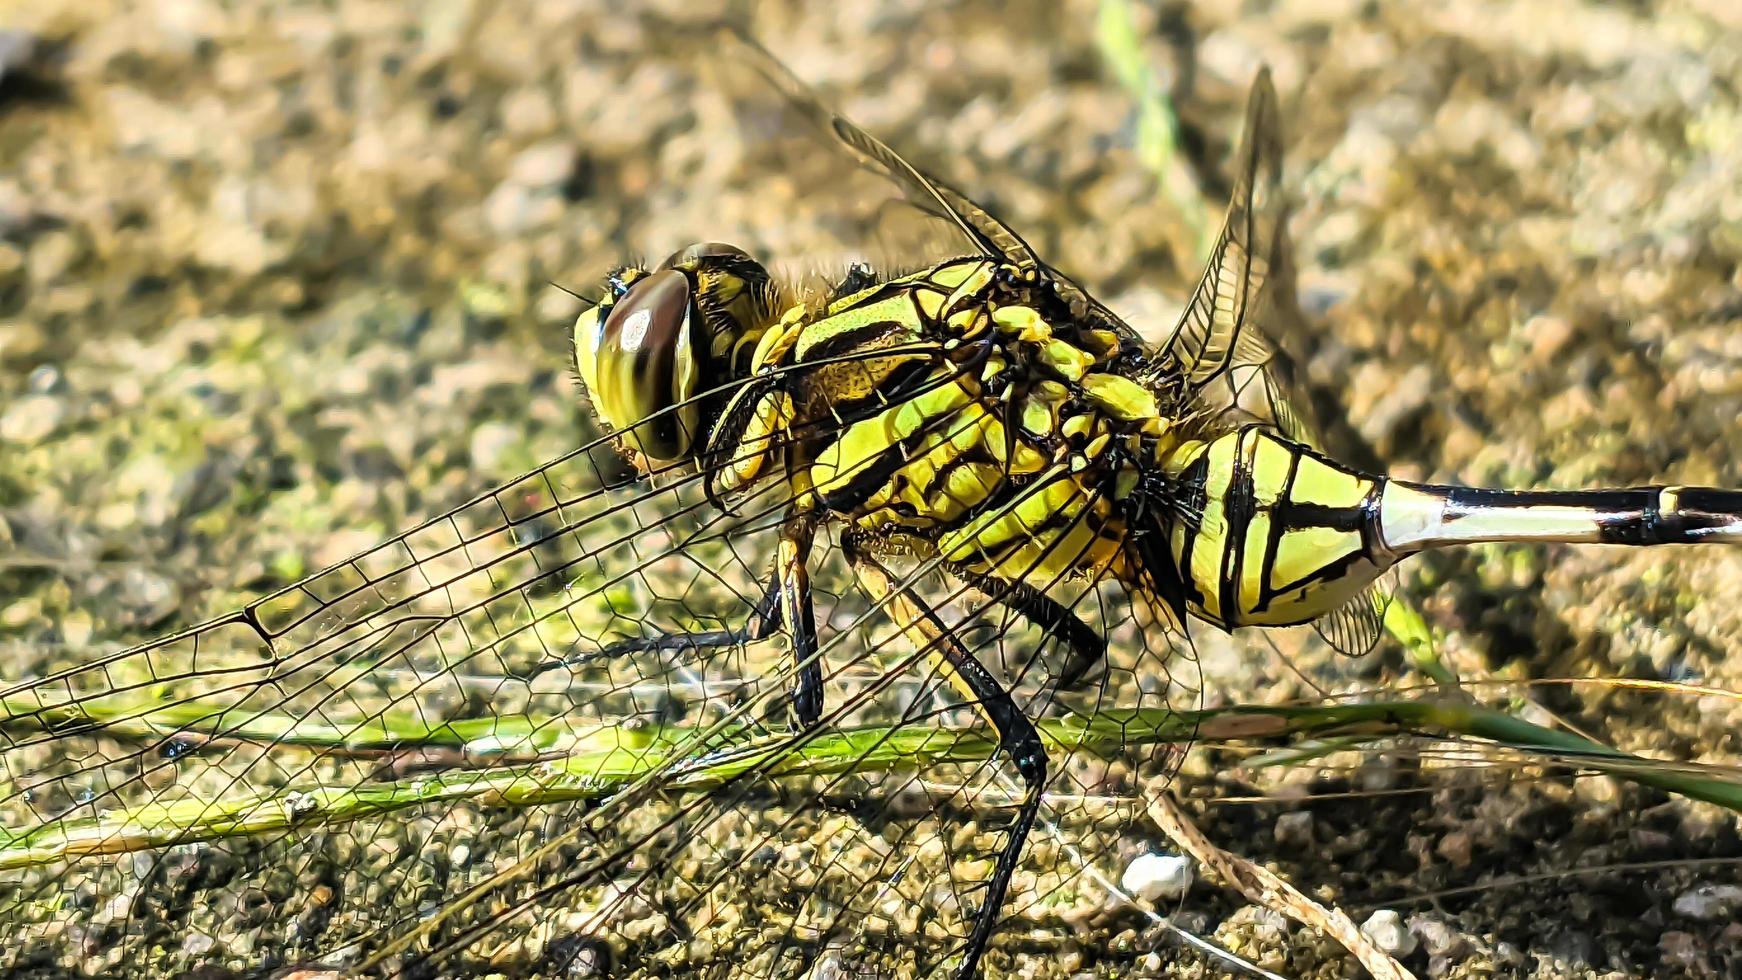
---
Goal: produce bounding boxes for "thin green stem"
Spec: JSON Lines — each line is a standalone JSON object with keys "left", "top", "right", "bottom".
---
{"left": 5, "top": 697, "right": 1736, "bottom": 871}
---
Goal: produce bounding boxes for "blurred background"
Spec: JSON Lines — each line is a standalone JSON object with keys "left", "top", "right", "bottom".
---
{"left": 1, "top": 1, "right": 1740, "bottom": 977}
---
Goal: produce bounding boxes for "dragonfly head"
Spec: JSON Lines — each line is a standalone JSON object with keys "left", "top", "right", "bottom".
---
{"left": 574, "top": 242, "right": 778, "bottom": 465}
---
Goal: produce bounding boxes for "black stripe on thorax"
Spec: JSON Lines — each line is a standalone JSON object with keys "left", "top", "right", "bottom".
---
{"left": 799, "top": 319, "right": 908, "bottom": 366}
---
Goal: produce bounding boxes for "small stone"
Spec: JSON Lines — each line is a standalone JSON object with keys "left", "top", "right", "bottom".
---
{"left": 1273, "top": 811, "right": 1314, "bottom": 847}
{"left": 1120, "top": 852, "right": 1193, "bottom": 903}
{"left": 1672, "top": 883, "right": 1742, "bottom": 921}
{"left": 1357, "top": 756, "right": 1399, "bottom": 792}
{"left": 0, "top": 29, "right": 37, "bottom": 83}
{"left": 1359, "top": 909, "right": 1417, "bottom": 957}
{"left": 60, "top": 608, "right": 94, "bottom": 649}
{"left": 0, "top": 393, "right": 67, "bottom": 443}
{"left": 0, "top": 319, "right": 46, "bottom": 364}
{"left": 1408, "top": 914, "right": 1466, "bottom": 957}
{"left": 507, "top": 141, "right": 580, "bottom": 190}
{"left": 26, "top": 363, "right": 62, "bottom": 393}
{"left": 501, "top": 86, "right": 556, "bottom": 138}
{"left": 1546, "top": 929, "right": 1596, "bottom": 967}
{"left": 26, "top": 229, "right": 81, "bottom": 285}
{"left": 180, "top": 931, "right": 215, "bottom": 956}
{"left": 1658, "top": 931, "right": 1701, "bottom": 970}
{"left": 1435, "top": 830, "right": 1472, "bottom": 869}
{"left": 115, "top": 567, "right": 179, "bottom": 627}
{"left": 1525, "top": 314, "right": 1574, "bottom": 362}
{"left": 469, "top": 421, "right": 521, "bottom": 471}
{"left": 806, "top": 950, "right": 849, "bottom": 980}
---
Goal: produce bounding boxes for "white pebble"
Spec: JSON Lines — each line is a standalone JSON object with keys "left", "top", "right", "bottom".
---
{"left": 1360, "top": 908, "right": 1418, "bottom": 957}
{"left": 1120, "top": 852, "right": 1194, "bottom": 902}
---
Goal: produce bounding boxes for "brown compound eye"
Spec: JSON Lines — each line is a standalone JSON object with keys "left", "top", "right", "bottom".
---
{"left": 655, "top": 241, "right": 754, "bottom": 271}
{"left": 574, "top": 268, "right": 702, "bottom": 463}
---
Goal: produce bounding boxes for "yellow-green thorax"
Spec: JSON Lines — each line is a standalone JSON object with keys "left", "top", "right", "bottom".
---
{"left": 704, "top": 256, "right": 1408, "bottom": 637}
{"left": 713, "top": 258, "right": 1176, "bottom": 590}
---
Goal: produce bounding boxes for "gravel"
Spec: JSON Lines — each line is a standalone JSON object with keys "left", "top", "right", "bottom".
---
{"left": 0, "top": 1, "right": 1739, "bottom": 978}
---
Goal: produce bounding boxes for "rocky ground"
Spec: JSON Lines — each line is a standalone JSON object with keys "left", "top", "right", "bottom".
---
{"left": 1, "top": 0, "right": 1740, "bottom": 977}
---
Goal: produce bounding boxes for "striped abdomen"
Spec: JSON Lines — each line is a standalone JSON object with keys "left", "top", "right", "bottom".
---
{"left": 1166, "top": 424, "right": 1742, "bottom": 632}
{"left": 1166, "top": 426, "right": 1387, "bottom": 629}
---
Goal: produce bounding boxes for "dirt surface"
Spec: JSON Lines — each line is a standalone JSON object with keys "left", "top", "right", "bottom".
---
{"left": 1, "top": 1, "right": 1740, "bottom": 978}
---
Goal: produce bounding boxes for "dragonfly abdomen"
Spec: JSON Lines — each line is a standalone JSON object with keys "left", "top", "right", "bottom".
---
{"left": 1165, "top": 424, "right": 1392, "bottom": 630}
{"left": 1377, "top": 482, "right": 1742, "bottom": 549}
{"left": 1167, "top": 423, "right": 1742, "bottom": 634}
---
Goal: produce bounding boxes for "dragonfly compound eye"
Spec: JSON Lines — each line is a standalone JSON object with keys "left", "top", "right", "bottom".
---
{"left": 573, "top": 267, "right": 702, "bottom": 463}
{"left": 656, "top": 242, "right": 777, "bottom": 374}
{"left": 655, "top": 241, "right": 754, "bottom": 270}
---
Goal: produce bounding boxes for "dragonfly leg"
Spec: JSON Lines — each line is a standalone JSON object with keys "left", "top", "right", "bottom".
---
{"left": 775, "top": 515, "right": 823, "bottom": 728}
{"left": 522, "top": 517, "right": 825, "bottom": 729}
{"left": 952, "top": 566, "right": 1106, "bottom": 690}
{"left": 849, "top": 546, "right": 1045, "bottom": 980}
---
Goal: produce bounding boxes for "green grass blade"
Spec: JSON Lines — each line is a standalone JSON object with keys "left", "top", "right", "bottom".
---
{"left": 6, "top": 698, "right": 1737, "bottom": 870}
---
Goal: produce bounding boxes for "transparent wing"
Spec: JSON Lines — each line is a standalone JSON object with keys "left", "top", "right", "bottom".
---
{"left": 676, "top": 20, "right": 1151, "bottom": 353}
{"left": 690, "top": 23, "right": 1042, "bottom": 272}
{"left": 1153, "top": 68, "right": 1303, "bottom": 433}
{"left": 0, "top": 348, "right": 1201, "bottom": 977}
{"left": 1145, "top": 69, "right": 1388, "bottom": 657}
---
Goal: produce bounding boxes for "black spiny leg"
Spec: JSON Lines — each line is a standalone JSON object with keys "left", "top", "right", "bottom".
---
{"left": 526, "top": 518, "right": 824, "bottom": 730}
{"left": 953, "top": 567, "right": 1106, "bottom": 691}
{"left": 775, "top": 515, "right": 823, "bottom": 728}
{"left": 848, "top": 545, "right": 1046, "bottom": 980}
{"left": 520, "top": 571, "right": 782, "bottom": 679}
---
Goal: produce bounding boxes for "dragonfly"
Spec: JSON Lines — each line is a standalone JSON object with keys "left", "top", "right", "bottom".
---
{"left": 4, "top": 20, "right": 1740, "bottom": 980}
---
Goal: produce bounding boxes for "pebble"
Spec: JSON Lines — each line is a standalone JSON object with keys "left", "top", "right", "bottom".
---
{"left": 468, "top": 421, "right": 522, "bottom": 472}
{"left": 0, "top": 318, "right": 46, "bottom": 364}
{"left": 500, "top": 86, "right": 557, "bottom": 138}
{"left": 1546, "top": 929, "right": 1597, "bottom": 967}
{"left": 1672, "top": 883, "right": 1742, "bottom": 921}
{"left": 1359, "top": 908, "right": 1417, "bottom": 957}
{"left": 1434, "top": 830, "right": 1472, "bottom": 869}
{"left": 0, "top": 394, "right": 66, "bottom": 443}
{"left": 0, "top": 28, "right": 37, "bottom": 83}
{"left": 26, "top": 363, "right": 63, "bottom": 393}
{"left": 1408, "top": 914, "right": 1467, "bottom": 957}
{"left": 1658, "top": 931, "right": 1703, "bottom": 970}
{"left": 1120, "top": 852, "right": 1194, "bottom": 902}
{"left": 1273, "top": 810, "right": 1314, "bottom": 847}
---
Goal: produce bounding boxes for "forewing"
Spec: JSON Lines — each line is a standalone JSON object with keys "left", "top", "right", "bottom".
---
{"left": 1, "top": 350, "right": 1202, "bottom": 979}
{"left": 675, "top": 19, "right": 1152, "bottom": 353}
{"left": 677, "top": 21, "right": 1041, "bottom": 272}
{"left": 0, "top": 415, "right": 792, "bottom": 974}
{"left": 1151, "top": 69, "right": 1309, "bottom": 441}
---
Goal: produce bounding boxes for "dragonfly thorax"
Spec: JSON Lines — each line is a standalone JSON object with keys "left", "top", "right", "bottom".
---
{"left": 703, "top": 256, "right": 1187, "bottom": 593}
